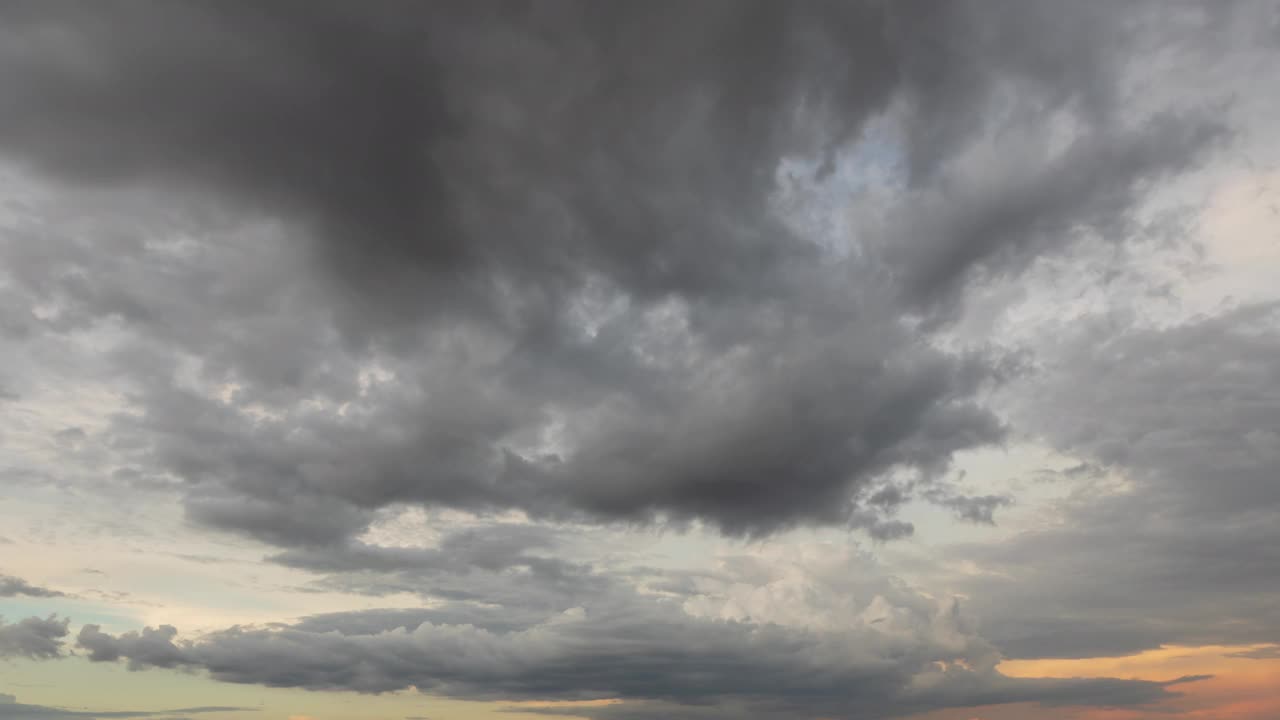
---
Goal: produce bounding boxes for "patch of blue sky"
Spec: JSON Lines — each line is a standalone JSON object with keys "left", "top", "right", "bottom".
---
{"left": 771, "top": 116, "right": 906, "bottom": 260}
{"left": 1, "top": 596, "right": 140, "bottom": 632}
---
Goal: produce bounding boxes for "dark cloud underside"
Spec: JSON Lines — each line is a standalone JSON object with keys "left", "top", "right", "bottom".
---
{"left": 0, "top": 0, "right": 1228, "bottom": 548}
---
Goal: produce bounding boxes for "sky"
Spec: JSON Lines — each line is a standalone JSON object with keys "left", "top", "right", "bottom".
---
{"left": 1, "top": 1, "right": 1279, "bottom": 719}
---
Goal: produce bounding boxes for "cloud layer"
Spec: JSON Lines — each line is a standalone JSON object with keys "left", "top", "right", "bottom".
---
{"left": 0, "top": 615, "right": 68, "bottom": 660}
{"left": 0, "top": 0, "right": 1230, "bottom": 548}
{"left": 1, "top": 1, "right": 1278, "bottom": 719}
{"left": 0, "top": 575, "right": 63, "bottom": 599}
{"left": 71, "top": 601, "right": 1201, "bottom": 720}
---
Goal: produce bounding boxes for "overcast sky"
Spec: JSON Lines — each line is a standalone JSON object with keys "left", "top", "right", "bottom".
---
{"left": 2, "top": 2, "right": 1280, "bottom": 719}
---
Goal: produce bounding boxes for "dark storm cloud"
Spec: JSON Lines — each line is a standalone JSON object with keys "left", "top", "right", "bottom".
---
{"left": 0, "top": 0, "right": 1233, "bottom": 546}
{"left": 0, "top": 575, "right": 63, "bottom": 598}
{"left": 0, "top": 0, "right": 455, "bottom": 323}
{"left": 945, "top": 303, "right": 1280, "bottom": 658}
{"left": 0, "top": 615, "right": 68, "bottom": 660}
{"left": 0, "top": 0, "right": 879, "bottom": 322}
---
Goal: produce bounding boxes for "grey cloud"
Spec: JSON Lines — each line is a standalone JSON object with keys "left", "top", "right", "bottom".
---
{"left": 271, "top": 523, "right": 570, "bottom": 575}
{"left": 77, "top": 625, "right": 188, "bottom": 670}
{"left": 278, "top": 523, "right": 616, "bottom": 629}
{"left": 61, "top": 534, "right": 1212, "bottom": 718}
{"left": 922, "top": 490, "right": 1012, "bottom": 525}
{"left": 183, "top": 491, "right": 375, "bottom": 550}
{"left": 73, "top": 600, "right": 1187, "bottom": 719}
{"left": 956, "top": 508, "right": 1280, "bottom": 659}
{"left": 290, "top": 608, "right": 527, "bottom": 638}
{"left": 76, "top": 208, "right": 1009, "bottom": 546}
{"left": 0, "top": 0, "right": 878, "bottom": 325}
{"left": 0, "top": 575, "right": 64, "bottom": 599}
{"left": 1032, "top": 462, "right": 1105, "bottom": 483}
{"left": 879, "top": 111, "right": 1224, "bottom": 315}
{"left": 0, "top": 616, "right": 68, "bottom": 660}
{"left": 945, "top": 303, "right": 1280, "bottom": 658}
{"left": 0, "top": 0, "right": 456, "bottom": 331}
{"left": 0, "top": 1, "right": 1234, "bottom": 548}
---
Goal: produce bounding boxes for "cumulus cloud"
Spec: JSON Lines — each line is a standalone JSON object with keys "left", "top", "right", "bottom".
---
{"left": 78, "top": 624, "right": 188, "bottom": 670}
{"left": 0, "top": 615, "right": 68, "bottom": 660}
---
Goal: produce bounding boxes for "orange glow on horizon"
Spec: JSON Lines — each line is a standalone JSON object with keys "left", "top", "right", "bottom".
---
{"left": 999, "top": 644, "right": 1280, "bottom": 720}
{"left": 902, "top": 645, "right": 1279, "bottom": 720}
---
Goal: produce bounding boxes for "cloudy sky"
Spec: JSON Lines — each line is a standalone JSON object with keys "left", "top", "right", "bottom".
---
{"left": 2, "top": 2, "right": 1280, "bottom": 719}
